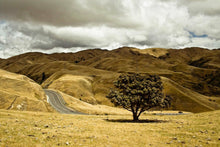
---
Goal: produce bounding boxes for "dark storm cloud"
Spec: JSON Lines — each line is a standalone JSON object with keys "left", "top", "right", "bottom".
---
{"left": 0, "top": 0, "right": 135, "bottom": 28}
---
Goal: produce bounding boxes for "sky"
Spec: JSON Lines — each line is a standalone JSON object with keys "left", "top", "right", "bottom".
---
{"left": 0, "top": 0, "right": 220, "bottom": 58}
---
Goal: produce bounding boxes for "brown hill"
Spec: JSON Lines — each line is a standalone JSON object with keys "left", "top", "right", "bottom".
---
{"left": 0, "top": 47, "right": 219, "bottom": 112}
{"left": 0, "top": 52, "right": 55, "bottom": 73}
{"left": 162, "top": 77, "right": 220, "bottom": 112}
{"left": 49, "top": 49, "right": 107, "bottom": 63}
{"left": 0, "top": 69, "right": 53, "bottom": 112}
{"left": 131, "top": 48, "right": 169, "bottom": 57}
{"left": 41, "top": 70, "right": 220, "bottom": 112}
{"left": 41, "top": 68, "right": 119, "bottom": 106}
{"left": 159, "top": 47, "right": 220, "bottom": 68}
{"left": 76, "top": 47, "right": 220, "bottom": 96}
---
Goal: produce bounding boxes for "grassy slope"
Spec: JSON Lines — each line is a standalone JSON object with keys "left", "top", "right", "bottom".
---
{"left": 46, "top": 75, "right": 97, "bottom": 104}
{"left": 0, "top": 47, "right": 219, "bottom": 113}
{"left": 57, "top": 90, "right": 130, "bottom": 115}
{"left": 131, "top": 48, "right": 169, "bottom": 57}
{"left": 0, "top": 109, "right": 219, "bottom": 147}
{"left": 0, "top": 69, "right": 54, "bottom": 112}
{"left": 41, "top": 71, "right": 220, "bottom": 113}
{"left": 162, "top": 77, "right": 220, "bottom": 112}
{"left": 40, "top": 64, "right": 119, "bottom": 106}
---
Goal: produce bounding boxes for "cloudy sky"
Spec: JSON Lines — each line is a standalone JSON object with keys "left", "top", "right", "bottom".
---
{"left": 0, "top": 0, "right": 220, "bottom": 58}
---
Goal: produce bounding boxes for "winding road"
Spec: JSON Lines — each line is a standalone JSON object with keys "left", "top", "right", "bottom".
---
{"left": 44, "top": 89, "right": 85, "bottom": 115}
{"left": 44, "top": 89, "right": 190, "bottom": 116}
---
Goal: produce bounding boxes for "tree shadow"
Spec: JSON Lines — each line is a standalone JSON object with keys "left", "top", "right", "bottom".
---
{"left": 104, "top": 119, "right": 168, "bottom": 123}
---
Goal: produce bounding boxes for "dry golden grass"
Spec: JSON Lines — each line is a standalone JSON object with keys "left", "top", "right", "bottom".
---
{"left": 46, "top": 74, "right": 96, "bottom": 104}
{"left": 162, "top": 77, "right": 220, "bottom": 112}
{"left": 1, "top": 47, "right": 220, "bottom": 113}
{"left": 42, "top": 68, "right": 119, "bottom": 106}
{"left": 57, "top": 90, "right": 130, "bottom": 115}
{"left": 0, "top": 69, "right": 52, "bottom": 112}
{"left": 0, "top": 109, "right": 219, "bottom": 147}
{"left": 131, "top": 48, "right": 169, "bottom": 57}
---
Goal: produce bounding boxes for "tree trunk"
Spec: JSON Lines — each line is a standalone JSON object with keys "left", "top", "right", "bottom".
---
{"left": 132, "top": 112, "right": 139, "bottom": 121}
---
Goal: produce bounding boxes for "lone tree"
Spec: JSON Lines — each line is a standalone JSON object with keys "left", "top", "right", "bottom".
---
{"left": 107, "top": 73, "right": 171, "bottom": 121}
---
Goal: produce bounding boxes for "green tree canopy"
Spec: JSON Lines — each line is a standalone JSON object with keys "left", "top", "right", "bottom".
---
{"left": 107, "top": 73, "right": 171, "bottom": 121}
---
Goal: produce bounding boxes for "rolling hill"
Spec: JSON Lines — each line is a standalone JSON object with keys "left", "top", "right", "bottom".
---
{"left": 0, "top": 47, "right": 219, "bottom": 112}
{"left": 0, "top": 69, "right": 53, "bottom": 112}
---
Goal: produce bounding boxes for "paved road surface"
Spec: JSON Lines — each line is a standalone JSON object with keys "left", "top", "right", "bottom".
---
{"left": 44, "top": 89, "right": 85, "bottom": 115}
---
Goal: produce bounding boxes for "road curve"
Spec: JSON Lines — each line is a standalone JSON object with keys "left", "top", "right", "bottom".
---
{"left": 44, "top": 89, "right": 85, "bottom": 115}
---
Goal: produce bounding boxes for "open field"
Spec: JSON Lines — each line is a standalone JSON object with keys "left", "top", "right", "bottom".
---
{"left": 0, "top": 109, "right": 219, "bottom": 147}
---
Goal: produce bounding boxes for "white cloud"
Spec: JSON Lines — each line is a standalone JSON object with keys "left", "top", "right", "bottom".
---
{"left": 187, "top": 15, "right": 220, "bottom": 39}
{"left": 0, "top": 0, "right": 219, "bottom": 58}
{"left": 185, "top": 37, "right": 220, "bottom": 49}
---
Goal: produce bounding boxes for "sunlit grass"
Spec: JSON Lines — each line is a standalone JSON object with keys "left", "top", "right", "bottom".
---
{"left": 0, "top": 109, "right": 219, "bottom": 147}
